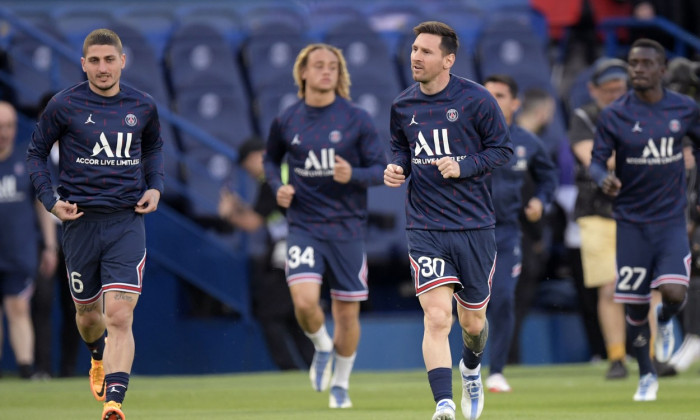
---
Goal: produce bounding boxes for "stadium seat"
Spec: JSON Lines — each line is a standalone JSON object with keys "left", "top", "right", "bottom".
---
{"left": 240, "top": 3, "right": 308, "bottom": 34}
{"left": 173, "top": 4, "right": 245, "bottom": 51}
{"left": 51, "top": 5, "right": 116, "bottom": 51}
{"left": 253, "top": 87, "right": 300, "bottom": 141}
{"left": 113, "top": 4, "right": 176, "bottom": 62}
{"left": 324, "top": 19, "right": 402, "bottom": 93}
{"left": 109, "top": 21, "right": 170, "bottom": 106}
{"left": 167, "top": 22, "right": 247, "bottom": 93}
{"left": 475, "top": 10, "right": 552, "bottom": 88}
{"left": 173, "top": 86, "right": 254, "bottom": 152}
{"left": 305, "top": 3, "right": 366, "bottom": 41}
{"left": 240, "top": 21, "right": 309, "bottom": 92}
{"left": 181, "top": 147, "right": 238, "bottom": 219}
{"left": 350, "top": 84, "right": 398, "bottom": 157}
{"left": 6, "top": 23, "right": 83, "bottom": 110}
{"left": 366, "top": 183, "right": 408, "bottom": 264}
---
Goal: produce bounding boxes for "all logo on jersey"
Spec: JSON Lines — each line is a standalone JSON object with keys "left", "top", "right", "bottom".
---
{"left": 513, "top": 145, "right": 528, "bottom": 171}
{"left": 415, "top": 129, "right": 452, "bottom": 156}
{"left": 446, "top": 109, "right": 459, "bottom": 122}
{"left": 0, "top": 174, "right": 26, "bottom": 203}
{"left": 125, "top": 113, "right": 138, "bottom": 127}
{"left": 294, "top": 148, "right": 336, "bottom": 177}
{"left": 329, "top": 130, "right": 342, "bottom": 143}
{"left": 76, "top": 132, "right": 140, "bottom": 166}
{"left": 627, "top": 136, "right": 682, "bottom": 165}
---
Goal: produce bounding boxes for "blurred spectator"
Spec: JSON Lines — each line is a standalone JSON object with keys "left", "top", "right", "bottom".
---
{"left": 218, "top": 137, "right": 313, "bottom": 370}
{"left": 631, "top": 1, "right": 700, "bottom": 39}
{"left": 0, "top": 100, "right": 58, "bottom": 378}
{"left": 568, "top": 58, "right": 629, "bottom": 378}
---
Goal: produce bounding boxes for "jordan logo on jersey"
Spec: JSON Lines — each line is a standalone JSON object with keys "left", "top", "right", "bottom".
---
{"left": 291, "top": 134, "right": 301, "bottom": 145}
{"left": 632, "top": 121, "right": 642, "bottom": 132}
{"left": 409, "top": 114, "right": 418, "bottom": 126}
{"left": 85, "top": 114, "right": 95, "bottom": 125}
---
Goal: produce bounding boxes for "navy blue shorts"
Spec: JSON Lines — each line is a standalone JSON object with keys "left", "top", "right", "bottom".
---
{"left": 62, "top": 209, "right": 146, "bottom": 304}
{"left": 407, "top": 229, "right": 496, "bottom": 310}
{"left": 615, "top": 220, "right": 690, "bottom": 304}
{"left": 0, "top": 270, "right": 34, "bottom": 299}
{"left": 285, "top": 232, "right": 368, "bottom": 301}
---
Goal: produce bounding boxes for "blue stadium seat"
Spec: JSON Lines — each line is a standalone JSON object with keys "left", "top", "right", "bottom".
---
{"left": 240, "top": 3, "right": 308, "bottom": 33}
{"left": 113, "top": 4, "right": 176, "bottom": 62}
{"left": 173, "top": 87, "right": 254, "bottom": 152}
{"left": 181, "top": 147, "right": 238, "bottom": 219}
{"left": 109, "top": 21, "right": 170, "bottom": 106}
{"left": 421, "top": 1, "right": 484, "bottom": 49}
{"left": 240, "top": 21, "right": 309, "bottom": 91}
{"left": 324, "top": 19, "right": 402, "bottom": 94}
{"left": 253, "top": 87, "right": 300, "bottom": 141}
{"left": 305, "top": 3, "right": 366, "bottom": 41}
{"left": 351, "top": 84, "right": 398, "bottom": 157}
{"left": 174, "top": 4, "right": 245, "bottom": 51}
{"left": 6, "top": 23, "right": 83, "bottom": 110}
{"left": 51, "top": 5, "right": 116, "bottom": 51}
{"left": 167, "top": 22, "right": 247, "bottom": 93}
{"left": 475, "top": 10, "right": 552, "bottom": 88}
{"left": 364, "top": 3, "right": 426, "bottom": 54}
{"left": 366, "top": 183, "right": 408, "bottom": 264}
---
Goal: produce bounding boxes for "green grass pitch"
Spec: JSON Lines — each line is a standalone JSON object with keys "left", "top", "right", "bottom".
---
{"left": 1, "top": 362, "right": 698, "bottom": 419}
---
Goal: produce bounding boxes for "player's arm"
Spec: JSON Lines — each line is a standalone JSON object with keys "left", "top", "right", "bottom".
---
{"left": 457, "top": 93, "right": 514, "bottom": 178}
{"left": 26, "top": 97, "right": 62, "bottom": 213}
{"left": 525, "top": 135, "right": 558, "bottom": 222}
{"left": 589, "top": 110, "right": 620, "bottom": 196}
{"left": 336, "top": 112, "right": 386, "bottom": 186}
{"left": 140, "top": 101, "right": 165, "bottom": 197}
{"left": 263, "top": 118, "right": 295, "bottom": 208}
{"left": 687, "top": 105, "right": 700, "bottom": 209}
{"left": 386, "top": 105, "right": 411, "bottom": 186}
{"left": 34, "top": 199, "right": 58, "bottom": 278}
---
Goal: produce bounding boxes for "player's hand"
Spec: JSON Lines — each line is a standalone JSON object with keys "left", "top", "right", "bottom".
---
{"left": 433, "top": 157, "right": 460, "bottom": 178}
{"left": 50, "top": 200, "right": 83, "bottom": 222}
{"left": 384, "top": 164, "right": 405, "bottom": 187}
{"left": 601, "top": 174, "right": 622, "bottom": 196}
{"left": 218, "top": 189, "right": 241, "bottom": 220}
{"left": 276, "top": 185, "right": 295, "bottom": 208}
{"left": 524, "top": 197, "right": 544, "bottom": 222}
{"left": 333, "top": 155, "right": 352, "bottom": 184}
{"left": 135, "top": 189, "right": 161, "bottom": 214}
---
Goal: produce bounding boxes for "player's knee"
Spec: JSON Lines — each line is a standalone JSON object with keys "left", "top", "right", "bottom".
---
{"left": 423, "top": 307, "right": 453, "bottom": 333}
{"left": 104, "top": 306, "right": 134, "bottom": 331}
{"left": 625, "top": 303, "right": 649, "bottom": 324}
{"left": 659, "top": 284, "right": 687, "bottom": 305}
{"left": 460, "top": 318, "right": 485, "bottom": 336}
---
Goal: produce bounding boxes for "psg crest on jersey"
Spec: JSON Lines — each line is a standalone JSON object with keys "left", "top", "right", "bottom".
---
{"left": 329, "top": 130, "right": 342, "bottom": 143}
{"left": 669, "top": 119, "right": 680, "bottom": 133}
{"left": 446, "top": 108, "right": 459, "bottom": 122}
{"left": 125, "top": 113, "right": 138, "bottom": 127}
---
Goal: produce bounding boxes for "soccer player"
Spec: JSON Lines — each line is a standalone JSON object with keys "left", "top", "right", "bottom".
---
{"left": 482, "top": 75, "right": 558, "bottom": 392}
{"left": 26, "top": 29, "right": 164, "bottom": 419}
{"left": 384, "top": 21, "right": 513, "bottom": 420}
{"left": 0, "top": 101, "right": 58, "bottom": 379}
{"left": 263, "top": 43, "right": 386, "bottom": 408}
{"left": 590, "top": 38, "right": 700, "bottom": 402}
{"left": 569, "top": 58, "right": 631, "bottom": 379}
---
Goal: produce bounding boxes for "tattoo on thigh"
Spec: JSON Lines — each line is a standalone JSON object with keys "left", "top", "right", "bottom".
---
{"left": 77, "top": 302, "right": 99, "bottom": 314}
{"left": 113, "top": 292, "right": 134, "bottom": 302}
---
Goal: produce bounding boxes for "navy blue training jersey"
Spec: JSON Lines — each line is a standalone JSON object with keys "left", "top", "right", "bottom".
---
{"left": 26, "top": 81, "right": 164, "bottom": 212}
{"left": 0, "top": 142, "right": 40, "bottom": 274}
{"left": 390, "top": 75, "right": 513, "bottom": 231}
{"left": 492, "top": 124, "right": 557, "bottom": 229}
{"left": 590, "top": 89, "right": 700, "bottom": 224}
{"left": 263, "top": 96, "right": 386, "bottom": 240}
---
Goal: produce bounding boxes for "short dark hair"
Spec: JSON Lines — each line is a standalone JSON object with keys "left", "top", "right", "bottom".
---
{"left": 630, "top": 38, "right": 666, "bottom": 65}
{"left": 519, "top": 87, "right": 552, "bottom": 115}
{"left": 83, "top": 28, "right": 122, "bottom": 56}
{"left": 483, "top": 74, "right": 519, "bottom": 98}
{"left": 413, "top": 21, "right": 459, "bottom": 56}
